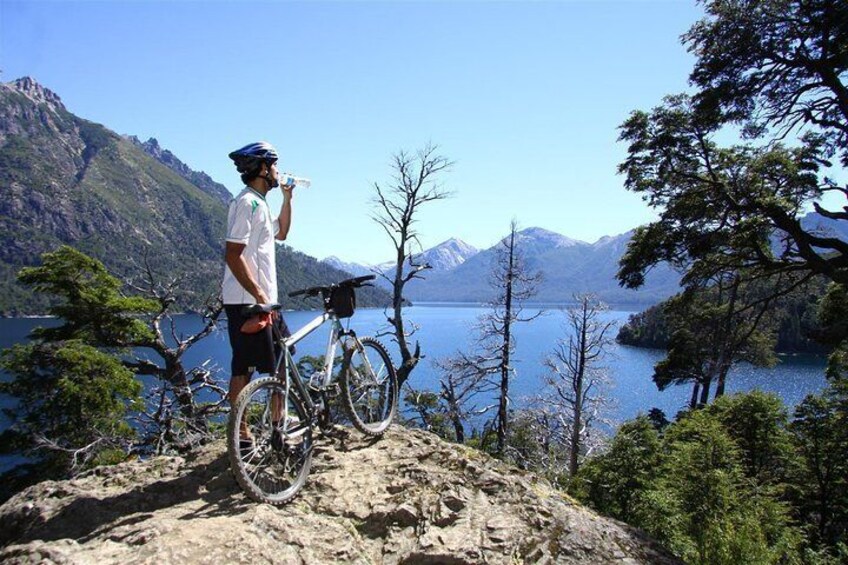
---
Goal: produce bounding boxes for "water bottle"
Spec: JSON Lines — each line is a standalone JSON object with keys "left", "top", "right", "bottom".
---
{"left": 279, "top": 172, "right": 312, "bottom": 189}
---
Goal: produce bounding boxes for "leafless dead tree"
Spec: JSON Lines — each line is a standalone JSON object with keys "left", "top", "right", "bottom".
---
{"left": 124, "top": 251, "right": 225, "bottom": 452}
{"left": 423, "top": 220, "right": 541, "bottom": 454}
{"left": 372, "top": 144, "right": 452, "bottom": 387}
{"left": 542, "top": 294, "right": 616, "bottom": 477}
{"left": 33, "top": 427, "right": 131, "bottom": 473}
{"left": 431, "top": 354, "right": 500, "bottom": 443}
{"left": 505, "top": 404, "right": 571, "bottom": 484}
{"left": 485, "top": 220, "right": 542, "bottom": 455}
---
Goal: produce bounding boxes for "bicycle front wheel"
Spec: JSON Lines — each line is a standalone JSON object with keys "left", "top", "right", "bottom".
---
{"left": 227, "top": 376, "right": 313, "bottom": 505}
{"left": 342, "top": 337, "right": 398, "bottom": 436}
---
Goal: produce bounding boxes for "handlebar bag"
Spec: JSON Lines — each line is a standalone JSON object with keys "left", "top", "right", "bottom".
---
{"left": 330, "top": 286, "right": 356, "bottom": 318}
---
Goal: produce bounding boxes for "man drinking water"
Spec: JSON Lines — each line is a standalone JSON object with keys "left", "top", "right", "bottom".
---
{"left": 222, "top": 142, "right": 295, "bottom": 445}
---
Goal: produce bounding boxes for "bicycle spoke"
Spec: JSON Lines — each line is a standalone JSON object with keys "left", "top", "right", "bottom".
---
{"left": 228, "top": 376, "right": 313, "bottom": 505}
{"left": 248, "top": 451, "right": 274, "bottom": 483}
{"left": 342, "top": 338, "right": 397, "bottom": 436}
{"left": 241, "top": 446, "right": 261, "bottom": 466}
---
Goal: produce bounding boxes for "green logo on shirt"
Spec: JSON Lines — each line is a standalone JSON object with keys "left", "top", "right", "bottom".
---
{"left": 251, "top": 200, "right": 259, "bottom": 215}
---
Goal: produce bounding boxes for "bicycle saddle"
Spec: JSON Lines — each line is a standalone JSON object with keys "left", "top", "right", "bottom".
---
{"left": 241, "top": 303, "right": 284, "bottom": 316}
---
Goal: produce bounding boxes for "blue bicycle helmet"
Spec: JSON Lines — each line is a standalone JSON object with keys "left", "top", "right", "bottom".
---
{"left": 229, "top": 141, "right": 278, "bottom": 172}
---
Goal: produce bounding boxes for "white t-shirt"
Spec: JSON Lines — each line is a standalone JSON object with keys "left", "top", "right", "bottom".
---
{"left": 222, "top": 187, "right": 280, "bottom": 305}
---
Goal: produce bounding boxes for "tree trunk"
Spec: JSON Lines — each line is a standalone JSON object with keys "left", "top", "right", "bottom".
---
{"left": 713, "top": 275, "right": 738, "bottom": 401}
{"left": 496, "top": 229, "right": 515, "bottom": 456}
{"left": 698, "top": 377, "right": 712, "bottom": 407}
{"left": 569, "top": 302, "right": 588, "bottom": 477}
{"left": 443, "top": 380, "right": 465, "bottom": 443}
{"left": 164, "top": 356, "right": 204, "bottom": 431}
{"left": 392, "top": 241, "right": 419, "bottom": 388}
{"left": 690, "top": 381, "right": 700, "bottom": 409}
{"left": 715, "top": 366, "right": 729, "bottom": 399}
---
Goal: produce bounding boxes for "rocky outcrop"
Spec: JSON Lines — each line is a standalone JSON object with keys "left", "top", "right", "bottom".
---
{"left": 0, "top": 426, "right": 681, "bottom": 564}
{"left": 10, "top": 77, "right": 65, "bottom": 109}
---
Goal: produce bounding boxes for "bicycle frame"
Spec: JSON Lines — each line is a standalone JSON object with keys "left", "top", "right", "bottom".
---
{"left": 269, "top": 311, "right": 352, "bottom": 416}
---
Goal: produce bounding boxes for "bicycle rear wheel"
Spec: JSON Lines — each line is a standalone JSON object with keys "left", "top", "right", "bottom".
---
{"left": 227, "top": 376, "right": 313, "bottom": 505}
{"left": 341, "top": 337, "right": 398, "bottom": 436}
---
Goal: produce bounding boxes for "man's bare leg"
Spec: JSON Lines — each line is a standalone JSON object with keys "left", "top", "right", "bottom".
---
{"left": 271, "top": 391, "right": 287, "bottom": 431}
{"left": 229, "top": 374, "right": 251, "bottom": 438}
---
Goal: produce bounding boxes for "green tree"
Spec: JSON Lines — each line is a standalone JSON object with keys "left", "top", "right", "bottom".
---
{"left": 6, "top": 246, "right": 224, "bottom": 459}
{"left": 617, "top": 0, "right": 848, "bottom": 300}
{"left": 401, "top": 388, "right": 456, "bottom": 441}
{"left": 707, "top": 391, "right": 795, "bottom": 486}
{"left": 618, "top": 93, "right": 831, "bottom": 287}
{"left": 575, "top": 396, "right": 804, "bottom": 564}
{"left": 571, "top": 416, "right": 663, "bottom": 524}
{"left": 687, "top": 0, "right": 848, "bottom": 169}
{"left": 0, "top": 340, "right": 141, "bottom": 493}
{"left": 815, "top": 283, "right": 848, "bottom": 379}
{"left": 790, "top": 378, "right": 848, "bottom": 548}
{"left": 618, "top": 0, "right": 848, "bottom": 388}
{"left": 616, "top": 302, "right": 670, "bottom": 349}
{"left": 656, "top": 411, "right": 800, "bottom": 564}
{"left": 653, "top": 279, "right": 779, "bottom": 406}
{"left": 620, "top": 275, "right": 832, "bottom": 355}
{"left": 17, "top": 246, "right": 157, "bottom": 346}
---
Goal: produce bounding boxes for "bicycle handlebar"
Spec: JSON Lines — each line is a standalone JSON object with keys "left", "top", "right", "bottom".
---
{"left": 287, "top": 274, "right": 376, "bottom": 298}
{"left": 287, "top": 285, "right": 322, "bottom": 298}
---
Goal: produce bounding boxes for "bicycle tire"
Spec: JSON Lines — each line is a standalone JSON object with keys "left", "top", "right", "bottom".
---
{"left": 227, "top": 376, "right": 313, "bottom": 505}
{"left": 341, "top": 337, "right": 398, "bottom": 436}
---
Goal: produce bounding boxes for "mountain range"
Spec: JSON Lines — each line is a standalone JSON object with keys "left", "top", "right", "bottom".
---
{"left": 325, "top": 217, "right": 848, "bottom": 307}
{"left": 323, "top": 237, "right": 480, "bottom": 282}
{"left": 0, "top": 77, "right": 390, "bottom": 315}
{"left": 323, "top": 228, "right": 682, "bottom": 306}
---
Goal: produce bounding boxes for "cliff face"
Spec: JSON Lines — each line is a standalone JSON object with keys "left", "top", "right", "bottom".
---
{"left": 0, "top": 426, "right": 680, "bottom": 564}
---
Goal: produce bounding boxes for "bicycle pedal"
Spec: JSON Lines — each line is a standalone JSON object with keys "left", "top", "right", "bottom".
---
{"left": 310, "top": 383, "right": 340, "bottom": 396}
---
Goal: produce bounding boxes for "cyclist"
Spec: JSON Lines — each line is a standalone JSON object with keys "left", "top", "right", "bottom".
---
{"left": 222, "top": 141, "right": 295, "bottom": 446}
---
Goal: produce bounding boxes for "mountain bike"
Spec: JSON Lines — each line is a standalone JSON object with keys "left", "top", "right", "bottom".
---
{"left": 226, "top": 274, "right": 398, "bottom": 505}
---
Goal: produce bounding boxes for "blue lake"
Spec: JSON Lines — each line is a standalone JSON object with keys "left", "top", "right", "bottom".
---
{"left": 2, "top": 303, "right": 829, "bottom": 420}
{"left": 0, "top": 304, "right": 830, "bottom": 472}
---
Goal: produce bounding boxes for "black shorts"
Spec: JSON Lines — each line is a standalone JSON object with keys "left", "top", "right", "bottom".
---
{"left": 225, "top": 305, "right": 292, "bottom": 376}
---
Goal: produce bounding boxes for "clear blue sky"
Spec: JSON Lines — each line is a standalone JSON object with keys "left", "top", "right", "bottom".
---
{"left": 1, "top": 0, "right": 704, "bottom": 264}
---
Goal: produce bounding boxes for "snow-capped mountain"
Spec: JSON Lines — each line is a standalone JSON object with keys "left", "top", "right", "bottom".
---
{"left": 404, "top": 227, "right": 682, "bottom": 306}
{"left": 322, "top": 256, "right": 374, "bottom": 278}
{"left": 322, "top": 211, "right": 846, "bottom": 307}
{"left": 322, "top": 238, "right": 480, "bottom": 283}
{"left": 323, "top": 227, "right": 680, "bottom": 305}
{"left": 416, "top": 238, "right": 480, "bottom": 272}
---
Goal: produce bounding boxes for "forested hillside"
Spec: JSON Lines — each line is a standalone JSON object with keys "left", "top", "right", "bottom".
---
{"left": 0, "top": 77, "right": 389, "bottom": 314}
{"left": 617, "top": 276, "right": 832, "bottom": 355}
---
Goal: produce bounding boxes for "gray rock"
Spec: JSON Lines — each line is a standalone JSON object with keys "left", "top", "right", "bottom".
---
{"left": 0, "top": 426, "right": 682, "bottom": 564}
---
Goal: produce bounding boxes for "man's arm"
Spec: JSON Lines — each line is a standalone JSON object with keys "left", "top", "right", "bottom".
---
{"left": 276, "top": 187, "right": 293, "bottom": 241}
{"left": 225, "top": 242, "right": 269, "bottom": 303}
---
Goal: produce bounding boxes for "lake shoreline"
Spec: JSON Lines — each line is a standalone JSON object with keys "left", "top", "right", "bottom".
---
{"left": 2, "top": 306, "right": 828, "bottom": 429}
